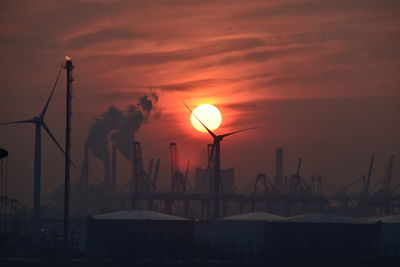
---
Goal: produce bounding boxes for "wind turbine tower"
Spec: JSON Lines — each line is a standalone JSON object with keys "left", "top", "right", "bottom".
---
{"left": 0, "top": 65, "right": 67, "bottom": 243}
{"left": 184, "top": 103, "right": 258, "bottom": 219}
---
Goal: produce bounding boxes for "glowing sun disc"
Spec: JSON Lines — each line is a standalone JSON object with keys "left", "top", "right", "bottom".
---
{"left": 190, "top": 104, "right": 222, "bottom": 132}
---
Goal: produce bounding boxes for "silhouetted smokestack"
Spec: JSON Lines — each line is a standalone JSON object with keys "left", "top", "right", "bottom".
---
{"left": 207, "top": 144, "right": 214, "bottom": 194}
{"left": 296, "top": 157, "right": 302, "bottom": 176}
{"left": 275, "top": 148, "right": 283, "bottom": 186}
{"left": 87, "top": 106, "right": 123, "bottom": 170}
{"left": 111, "top": 145, "right": 117, "bottom": 193}
{"left": 80, "top": 141, "right": 89, "bottom": 188}
{"left": 131, "top": 141, "right": 136, "bottom": 194}
{"left": 132, "top": 141, "right": 142, "bottom": 193}
{"left": 131, "top": 141, "right": 143, "bottom": 209}
{"left": 104, "top": 152, "right": 110, "bottom": 186}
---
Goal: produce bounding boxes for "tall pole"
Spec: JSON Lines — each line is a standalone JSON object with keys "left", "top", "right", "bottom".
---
{"left": 32, "top": 122, "right": 41, "bottom": 244}
{"left": 64, "top": 56, "right": 73, "bottom": 253}
{"left": 213, "top": 140, "right": 221, "bottom": 219}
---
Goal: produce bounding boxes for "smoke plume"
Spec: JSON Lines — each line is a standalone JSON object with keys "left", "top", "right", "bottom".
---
{"left": 87, "top": 93, "right": 159, "bottom": 164}
{"left": 87, "top": 106, "right": 123, "bottom": 162}
{"left": 112, "top": 93, "right": 159, "bottom": 161}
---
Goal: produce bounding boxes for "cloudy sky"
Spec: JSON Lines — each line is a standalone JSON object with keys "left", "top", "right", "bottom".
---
{"left": 0, "top": 0, "right": 399, "bottom": 205}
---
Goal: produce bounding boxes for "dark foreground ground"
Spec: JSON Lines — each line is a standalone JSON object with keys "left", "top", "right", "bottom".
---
{"left": 2, "top": 217, "right": 400, "bottom": 266}
{"left": 2, "top": 257, "right": 400, "bottom": 267}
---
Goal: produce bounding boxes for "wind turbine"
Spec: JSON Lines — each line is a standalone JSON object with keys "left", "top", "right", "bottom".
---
{"left": 184, "top": 103, "right": 259, "bottom": 219}
{"left": 0, "top": 65, "right": 71, "bottom": 243}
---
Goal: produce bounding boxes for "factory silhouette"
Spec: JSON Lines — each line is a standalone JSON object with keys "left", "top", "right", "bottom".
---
{"left": 1, "top": 59, "right": 400, "bottom": 266}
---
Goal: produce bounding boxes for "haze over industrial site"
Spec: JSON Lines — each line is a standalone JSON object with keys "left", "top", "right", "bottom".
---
{"left": 0, "top": 0, "right": 399, "bottom": 266}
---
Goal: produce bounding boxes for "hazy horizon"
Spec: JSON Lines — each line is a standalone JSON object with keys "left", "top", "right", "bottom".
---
{"left": 0, "top": 0, "right": 399, "bottom": 206}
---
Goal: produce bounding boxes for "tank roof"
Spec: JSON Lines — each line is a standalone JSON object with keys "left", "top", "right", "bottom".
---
{"left": 223, "top": 212, "right": 284, "bottom": 222}
{"left": 365, "top": 215, "right": 400, "bottom": 223}
{"left": 92, "top": 210, "right": 188, "bottom": 221}
{"left": 285, "top": 213, "right": 364, "bottom": 224}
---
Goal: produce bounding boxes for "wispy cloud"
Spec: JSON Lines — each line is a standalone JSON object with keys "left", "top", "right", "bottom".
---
{"left": 1, "top": 0, "right": 400, "bottom": 202}
{"left": 68, "top": 27, "right": 147, "bottom": 49}
{"left": 86, "top": 37, "right": 266, "bottom": 66}
{"left": 149, "top": 78, "right": 236, "bottom": 91}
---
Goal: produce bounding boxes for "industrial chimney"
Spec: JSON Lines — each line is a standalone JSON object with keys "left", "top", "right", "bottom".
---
{"left": 131, "top": 141, "right": 143, "bottom": 209}
{"left": 79, "top": 141, "right": 89, "bottom": 188}
{"left": 111, "top": 145, "right": 117, "bottom": 194}
{"left": 104, "top": 152, "right": 111, "bottom": 186}
{"left": 275, "top": 148, "right": 284, "bottom": 186}
{"left": 207, "top": 144, "right": 214, "bottom": 194}
{"left": 64, "top": 56, "right": 74, "bottom": 252}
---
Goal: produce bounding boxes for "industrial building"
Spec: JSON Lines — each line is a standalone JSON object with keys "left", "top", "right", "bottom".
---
{"left": 366, "top": 215, "right": 400, "bottom": 258}
{"left": 193, "top": 212, "right": 381, "bottom": 265}
{"left": 86, "top": 210, "right": 193, "bottom": 260}
{"left": 83, "top": 210, "right": 392, "bottom": 266}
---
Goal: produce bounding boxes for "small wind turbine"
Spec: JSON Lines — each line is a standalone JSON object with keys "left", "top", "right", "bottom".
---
{"left": 0, "top": 65, "right": 74, "bottom": 243}
{"left": 184, "top": 103, "right": 259, "bottom": 219}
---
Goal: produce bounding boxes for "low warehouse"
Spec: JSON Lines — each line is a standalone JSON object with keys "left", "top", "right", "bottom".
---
{"left": 264, "top": 213, "right": 381, "bottom": 265}
{"left": 366, "top": 215, "right": 400, "bottom": 258}
{"left": 86, "top": 210, "right": 194, "bottom": 260}
{"left": 86, "top": 211, "right": 385, "bottom": 265}
{"left": 196, "top": 212, "right": 381, "bottom": 264}
{"left": 195, "top": 212, "right": 284, "bottom": 257}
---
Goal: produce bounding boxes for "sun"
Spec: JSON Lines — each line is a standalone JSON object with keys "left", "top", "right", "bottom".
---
{"left": 190, "top": 104, "right": 222, "bottom": 132}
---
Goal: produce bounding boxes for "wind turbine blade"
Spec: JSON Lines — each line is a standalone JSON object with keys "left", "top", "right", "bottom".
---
{"left": 183, "top": 102, "right": 216, "bottom": 138}
{"left": 41, "top": 122, "right": 79, "bottom": 170}
{"left": 220, "top": 126, "right": 260, "bottom": 138}
{"left": 205, "top": 142, "right": 216, "bottom": 177}
{"left": 0, "top": 119, "right": 35, "bottom": 126}
{"left": 40, "top": 64, "right": 63, "bottom": 119}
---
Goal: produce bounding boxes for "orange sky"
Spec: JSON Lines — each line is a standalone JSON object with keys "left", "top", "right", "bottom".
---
{"left": 0, "top": 0, "right": 399, "bottom": 205}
